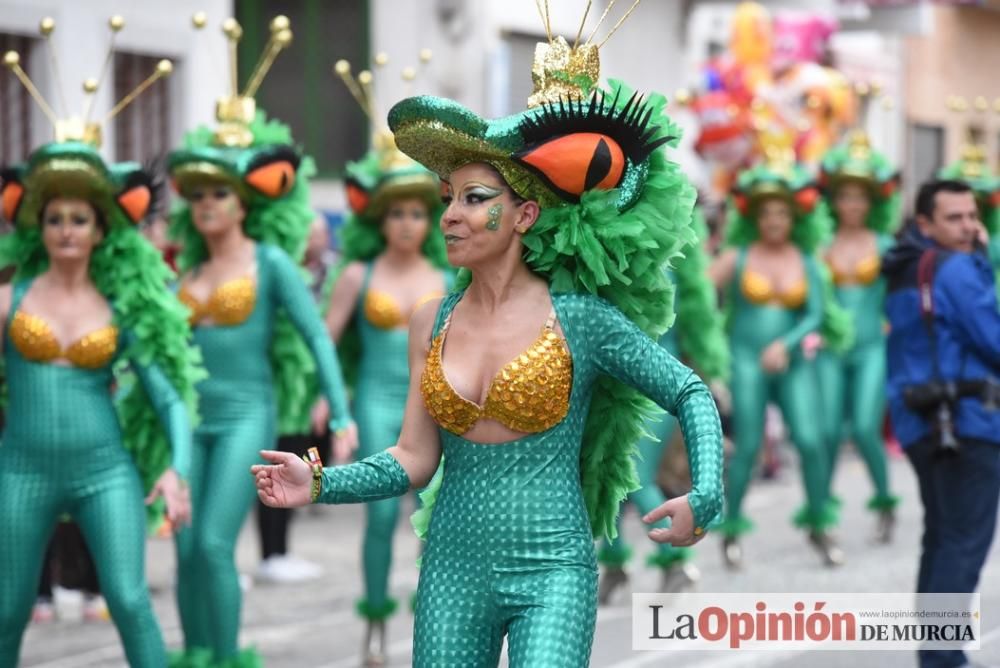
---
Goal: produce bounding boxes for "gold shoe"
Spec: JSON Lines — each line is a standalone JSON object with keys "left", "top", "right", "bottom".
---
{"left": 597, "top": 567, "right": 628, "bottom": 606}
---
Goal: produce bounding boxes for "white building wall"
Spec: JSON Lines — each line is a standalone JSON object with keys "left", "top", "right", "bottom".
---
{"left": 0, "top": 0, "right": 231, "bottom": 160}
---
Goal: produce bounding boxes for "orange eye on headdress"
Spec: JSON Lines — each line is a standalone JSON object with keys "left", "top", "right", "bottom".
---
{"left": 794, "top": 186, "right": 820, "bottom": 213}
{"left": 515, "top": 90, "right": 672, "bottom": 203}
{"left": 516, "top": 133, "right": 625, "bottom": 201}
{"left": 116, "top": 168, "right": 162, "bottom": 224}
{"left": 245, "top": 147, "right": 301, "bottom": 198}
{"left": 345, "top": 178, "right": 371, "bottom": 215}
{"left": 1, "top": 171, "right": 24, "bottom": 223}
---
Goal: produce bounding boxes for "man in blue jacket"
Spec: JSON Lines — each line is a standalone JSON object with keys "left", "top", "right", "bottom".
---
{"left": 883, "top": 179, "right": 1000, "bottom": 668}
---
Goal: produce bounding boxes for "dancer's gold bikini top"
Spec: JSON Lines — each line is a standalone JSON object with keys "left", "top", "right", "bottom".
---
{"left": 364, "top": 290, "right": 444, "bottom": 330}
{"left": 829, "top": 255, "right": 880, "bottom": 286}
{"left": 9, "top": 311, "right": 118, "bottom": 368}
{"left": 420, "top": 309, "right": 573, "bottom": 436}
{"left": 740, "top": 270, "right": 808, "bottom": 309}
{"left": 178, "top": 277, "right": 256, "bottom": 326}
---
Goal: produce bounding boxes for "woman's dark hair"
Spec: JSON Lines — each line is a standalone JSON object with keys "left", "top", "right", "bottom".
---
{"left": 915, "top": 179, "right": 972, "bottom": 220}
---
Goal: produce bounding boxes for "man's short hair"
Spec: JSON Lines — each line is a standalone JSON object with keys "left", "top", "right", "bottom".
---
{"left": 915, "top": 179, "right": 973, "bottom": 220}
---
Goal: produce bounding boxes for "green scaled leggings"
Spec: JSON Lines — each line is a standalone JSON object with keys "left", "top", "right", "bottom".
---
{"left": 1, "top": 280, "right": 191, "bottom": 668}
{"left": 175, "top": 243, "right": 350, "bottom": 664}
{"left": 724, "top": 249, "right": 831, "bottom": 535}
{"left": 817, "top": 235, "right": 895, "bottom": 511}
{"left": 317, "top": 291, "right": 724, "bottom": 667}
{"left": 598, "top": 330, "right": 690, "bottom": 569}
{"left": 352, "top": 264, "right": 448, "bottom": 621}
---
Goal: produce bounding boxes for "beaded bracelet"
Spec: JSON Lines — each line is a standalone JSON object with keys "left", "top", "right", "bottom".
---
{"left": 302, "top": 447, "right": 323, "bottom": 503}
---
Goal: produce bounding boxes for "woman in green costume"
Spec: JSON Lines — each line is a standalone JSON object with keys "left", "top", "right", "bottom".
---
{"left": 167, "top": 16, "right": 355, "bottom": 667}
{"left": 254, "top": 13, "right": 724, "bottom": 666}
{"left": 598, "top": 208, "right": 729, "bottom": 601}
{"left": 321, "top": 101, "right": 451, "bottom": 662}
{"left": 710, "top": 141, "right": 844, "bottom": 569}
{"left": 816, "top": 130, "right": 901, "bottom": 543}
{"left": 0, "top": 55, "right": 200, "bottom": 667}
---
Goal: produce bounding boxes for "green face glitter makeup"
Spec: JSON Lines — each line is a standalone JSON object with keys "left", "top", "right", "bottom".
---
{"left": 486, "top": 203, "right": 502, "bottom": 231}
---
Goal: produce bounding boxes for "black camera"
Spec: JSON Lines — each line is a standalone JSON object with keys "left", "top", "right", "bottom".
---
{"left": 903, "top": 378, "right": 1000, "bottom": 456}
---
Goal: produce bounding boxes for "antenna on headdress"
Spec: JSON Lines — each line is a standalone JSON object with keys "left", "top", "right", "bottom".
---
{"left": 946, "top": 94, "right": 990, "bottom": 180}
{"left": 535, "top": 0, "right": 554, "bottom": 43}
{"left": 583, "top": 0, "right": 643, "bottom": 49}
{"left": 82, "top": 16, "right": 125, "bottom": 124}
{"left": 3, "top": 14, "right": 171, "bottom": 146}
{"left": 2, "top": 51, "right": 59, "bottom": 127}
{"left": 243, "top": 15, "right": 293, "bottom": 99}
{"left": 195, "top": 13, "right": 292, "bottom": 147}
{"left": 38, "top": 17, "right": 69, "bottom": 116}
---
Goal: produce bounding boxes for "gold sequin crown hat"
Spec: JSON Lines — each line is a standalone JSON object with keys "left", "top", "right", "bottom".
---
{"left": 334, "top": 51, "right": 441, "bottom": 220}
{"left": 387, "top": 0, "right": 676, "bottom": 212}
{"left": 167, "top": 13, "right": 304, "bottom": 204}
{"left": 819, "top": 82, "right": 899, "bottom": 203}
{"left": 1, "top": 15, "right": 170, "bottom": 227}
{"left": 937, "top": 95, "right": 1000, "bottom": 232}
{"left": 730, "top": 101, "right": 821, "bottom": 218}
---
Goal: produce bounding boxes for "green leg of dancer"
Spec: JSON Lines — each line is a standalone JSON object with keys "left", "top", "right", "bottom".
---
{"left": 172, "top": 244, "right": 351, "bottom": 667}
{"left": 354, "top": 380, "right": 407, "bottom": 621}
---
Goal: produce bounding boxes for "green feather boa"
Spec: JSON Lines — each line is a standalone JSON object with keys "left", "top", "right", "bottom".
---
{"left": 672, "top": 209, "right": 729, "bottom": 381}
{"left": 169, "top": 111, "right": 318, "bottom": 434}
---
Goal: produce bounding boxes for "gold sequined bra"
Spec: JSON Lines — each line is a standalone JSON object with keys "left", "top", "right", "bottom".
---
{"left": 9, "top": 311, "right": 118, "bottom": 369}
{"left": 178, "top": 277, "right": 256, "bottom": 326}
{"left": 829, "top": 255, "right": 880, "bottom": 286}
{"left": 420, "top": 309, "right": 573, "bottom": 436}
{"left": 364, "top": 290, "right": 444, "bottom": 330}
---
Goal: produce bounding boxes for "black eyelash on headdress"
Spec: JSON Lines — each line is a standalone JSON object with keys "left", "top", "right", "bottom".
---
{"left": 125, "top": 156, "right": 166, "bottom": 223}
{"left": 518, "top": 89, "right": 674, "bottom": 164}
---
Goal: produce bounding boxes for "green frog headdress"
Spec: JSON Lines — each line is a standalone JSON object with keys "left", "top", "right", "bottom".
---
{"left": 818, "top": 85, "right": 901, "bottom": 235}
{"left": 332, "top": 52, "right": 446, "bottom": 258}
{"left": 1, "top": 15, "right": 172, "bottom": 229}
{"left": 396, "top": 1, "right": 701, "bottom": 541}
{"left": 726, "top": 122, "right": 829, "bottom": 253}
{"left": 0, "top": 16, "right": 202, "bottom": 524}
{"left": 167, "top": 13, "right": 319, "bottom": 434}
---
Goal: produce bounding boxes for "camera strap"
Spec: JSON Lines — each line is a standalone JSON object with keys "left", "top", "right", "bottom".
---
{"left": 917, "top": 248, "right": 943, "bottom": 379}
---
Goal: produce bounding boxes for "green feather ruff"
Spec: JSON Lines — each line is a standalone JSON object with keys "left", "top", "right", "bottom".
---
{"left": 0, "top": 215, "right": 204, "bottom": 529}
{"left": 169, "top": 111, "right": 318, "bottom": 434}
{"left": 672, "top": 209, "right": 730, "bottom": 381}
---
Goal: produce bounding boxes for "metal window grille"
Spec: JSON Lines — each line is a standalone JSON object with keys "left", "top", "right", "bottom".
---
{"left": 0, "top": 32, "right": 34, "bottom": 166}
{"left": 113, "top": 51, "right": 172, "bottom": 163}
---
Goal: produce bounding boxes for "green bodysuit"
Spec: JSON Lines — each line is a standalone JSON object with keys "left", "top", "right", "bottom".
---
{"left": 816, "top": 234, "right": 896, "bottom": 511}
{"left": 0, "top": 280, "right": 191, "bottom": 668}
{"left": 352, "top": 263, "right": 449, "bottom": 620}
{"left": 175, "top": 243, "right": 350, "bottom": 664}
{"left": 315, "top": 291, "right": 723, "bottom": 667}
{"left": 723, "top": 249, "right": 831, "bottom": 535}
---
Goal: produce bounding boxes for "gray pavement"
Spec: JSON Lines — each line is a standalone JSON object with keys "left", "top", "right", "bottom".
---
{"left": 19, "top": 448, "right": 1000, "bottom": 668}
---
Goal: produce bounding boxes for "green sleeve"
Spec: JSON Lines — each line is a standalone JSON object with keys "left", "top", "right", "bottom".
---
{"left": 585, "top": 297, "right": 724, "bottom": 530}
{"left": 267, "top": 246, "right": 353, "bottom": 431}
{"left": 130, "top": 351, "right": 192, "bottom": 479}
{"left": 780, "top": 254, "right": 824, "bottom": 351}
{"left": 317, "top": 450, "right": 411, "bottom": 504}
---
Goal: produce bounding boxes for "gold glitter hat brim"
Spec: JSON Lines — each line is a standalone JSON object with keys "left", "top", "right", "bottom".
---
{"left": 17, "top": 145, "right": 117, "bottom": 227}
{"left": 170, "top": 161, "right": 249, "bottom": 201}
{"left": 388, "top": 96, "right": 565, "bottom": 208}
{"left": 366, "top": 171, "right": 441, "bottom": 221}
